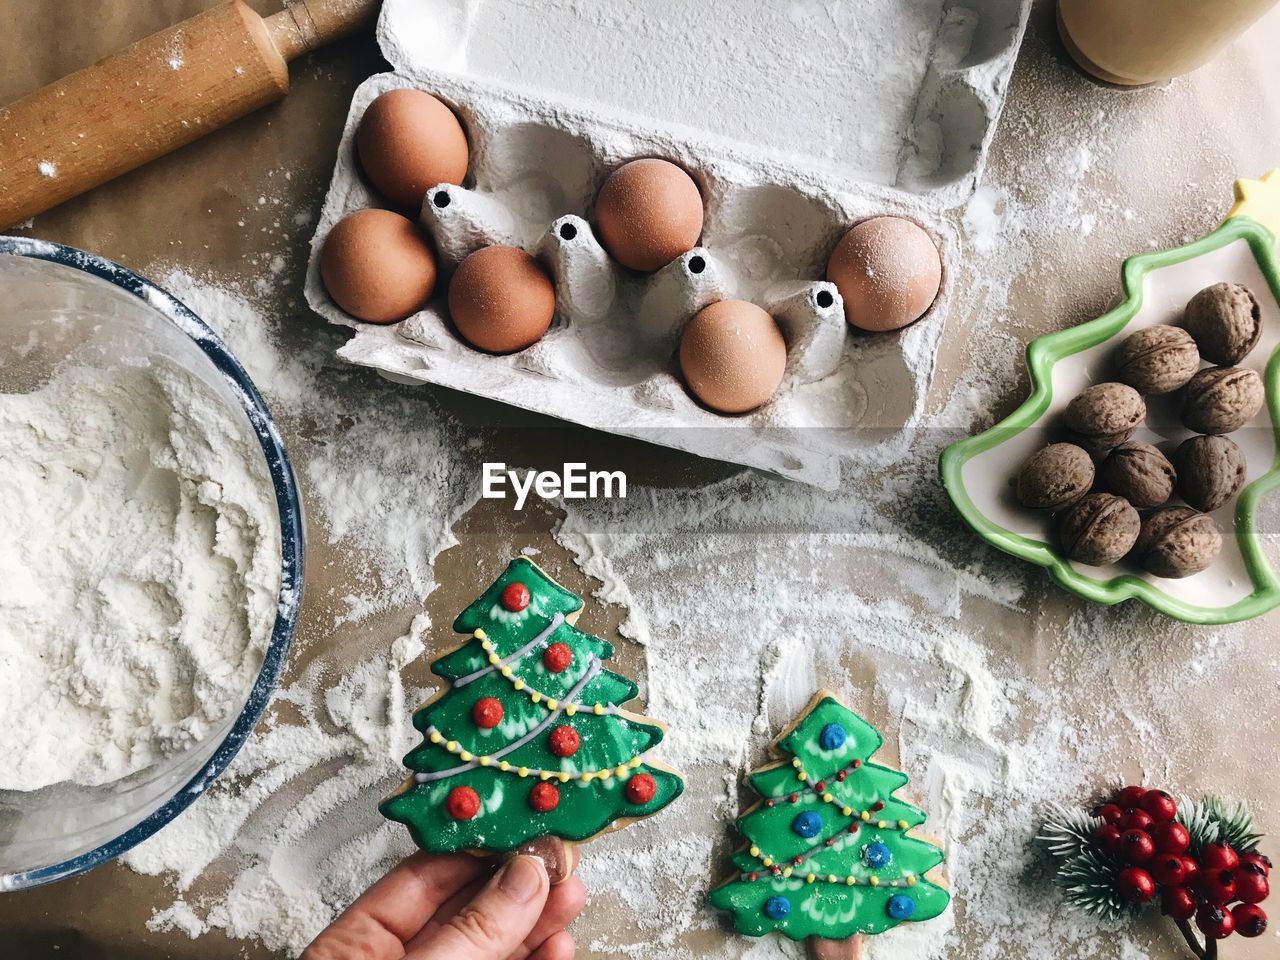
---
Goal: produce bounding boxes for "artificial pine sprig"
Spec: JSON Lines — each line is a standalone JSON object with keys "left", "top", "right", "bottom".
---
{"left": 1044, "top": 786, "right": 1272, "bottom": 958}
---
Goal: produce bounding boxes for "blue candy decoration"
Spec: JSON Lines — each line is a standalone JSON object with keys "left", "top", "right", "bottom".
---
{"left": 818, "top": 723, "right": 847, "bottom": 751}
{"left": 887, "top": 894, "right": 916, "bottom": 920}
{"left": 791, "top": 811, "right": 823, "bottom": 838}
{"left": 863, "top": 841, "right": 892, "bottom": 868}
{"left": 763, "top": 895, "right": 791, "bottom": 920}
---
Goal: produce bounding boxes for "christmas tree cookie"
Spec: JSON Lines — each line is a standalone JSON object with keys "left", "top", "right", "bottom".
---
{"left": 381, "top": 557, "right": 683, "bottom": 867}
{"left": 708, "top": 691, "right": 949, "bottom": 959}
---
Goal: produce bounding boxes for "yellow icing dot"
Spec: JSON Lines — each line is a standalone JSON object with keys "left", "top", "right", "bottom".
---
{"left": 498, "top": 761, "right": 511, "bottom": 772}
{"left": 841, "top": 807, "right": 853, "bottom": 816}
{"left": 806, "top": 873, "right": 816, "bottom": 884}
{"left": 488, "top": 653, "right": 500, "bottom": 665}
{"left": 545, "top": 699, "right": 558, "bottom": 711}
{"left": 480, "top": 638, "right": 492, "bottom": 651}
{"left": 429, "top": 731, "right": 444, "bottom": 744}
{"left": 615, "top": 765, "right": 628, "bottom": 778}
{"left": 478, "top": 756, "right": 491, "bottom": 767}
{"left": 580, "top": 772, "right": 594, "bottom": 783}
{"left": 749, "top": 846, "right": 761, "bottom": 858}
{"left": 762, "top": 857, "right": 774, "bottom": 868}
{"left": 513, "top": 680, "right": 526, "bottom": 691}
{"left": 500, "top": 666, "right": 514, "bottom": 678}
{"left": 593, "top": 704, "right": 605, "bottom": 716}
{"left": 541, "top": 770, "right": 553, "bottom": 781}
{"left": 828, "top": 874, "right": 838, "bottom": 884}
{"left": 898, "top": 820, "right": 909, "bottom": 830}
{"left": 797, "top": 772, "right": 808, "bottom": 782}
{"left": 906, "top": 875, "right": 917, "bottom": 886}
{"left": 822, "top": 792, "right": 833, "bottom": 803}
{"left": 517, "top": 767, "right": 529, "bottom": 778}
{"left": 474, "top": 629, "right": 486, "bottom": 640}
{"left": 565, "top": 704, "right": 578, "bottom": 717}
{"left": 598, "top": 769, "right": 612, "bottom": 781}
{"left": 846, "top": 876, "right": 856, "bottom": 886}
{"left": 869, "top": 876, "right": 880, "bottom": 887}
{"left": 629, "top": 757, "right": 642, "bottom": 768}
{"left": 792, "top": 758, "right": 802, "bottom": 768}
{"left": 459, "top": 751, "right": 473, "bottom": 762}
{"left": 782, "top": 868, "right": 793, "bottom": 878}
{"left": 860, "top": 811, "right": 871, "bottom": 822}
{"left": 878, "top": 821, "right": 888, "bottom": 829}
{"left": 530, "top": 691, "right": 542, "bottom": 704}
{"left": 446, "top": 741, "right": 459, "bottom": 753}
{"left": 558, "top": 773, "right": 570, "bottom": 783}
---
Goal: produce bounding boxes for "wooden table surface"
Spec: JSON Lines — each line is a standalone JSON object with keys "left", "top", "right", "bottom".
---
{"left": 2, "top": 1, "right": 1280, "bottom": 957}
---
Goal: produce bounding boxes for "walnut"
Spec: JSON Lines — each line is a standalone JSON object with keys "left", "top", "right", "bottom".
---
{"left": 1058, "top": 493, "right": 1140, "bottom": 566}
{"left": 1063, "top": 382, "right": 1146, "bottom": 459}
{"left": 1134, "top": 506, "right": 1222, "bottom": 578}
{"left": 1098, "top": 441, "right": 1175, "bottom": 509}
{"left": 1016, "top": 443, "right": 1095, "bottom": 510}
{"left": 1184, "top": 282, "right": 1262, "bottom": 366}
{"left": 1114, "top": 325, "right": 1200, "bottom": 395}
{"left": 1174, "top": 435, "right": 1247, "bottom": 513}
{"left": 1181, "top": 366, "right": 1264, "bottom": 435}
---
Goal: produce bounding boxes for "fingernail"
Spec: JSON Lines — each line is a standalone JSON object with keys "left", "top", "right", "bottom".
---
{"left": 499, "top": 855, "right": 545, "bottom": 903}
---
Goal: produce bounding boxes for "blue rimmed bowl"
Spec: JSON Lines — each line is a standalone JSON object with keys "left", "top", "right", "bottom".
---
{"left": 0, "top": 237, "right": 304, "bottom": 889}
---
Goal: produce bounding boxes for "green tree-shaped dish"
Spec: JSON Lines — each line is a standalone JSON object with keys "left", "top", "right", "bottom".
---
{"left": 940, "top": 173, "right": 1280, "bottom": 624}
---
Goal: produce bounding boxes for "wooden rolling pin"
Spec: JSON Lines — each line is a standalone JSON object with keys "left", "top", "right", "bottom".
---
{"left": 0, "top": 0, "right": 379, "bottom": 229}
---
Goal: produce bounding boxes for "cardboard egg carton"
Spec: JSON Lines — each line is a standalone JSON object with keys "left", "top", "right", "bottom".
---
{"left": 306, "top": 0, "right": 1031, "bottom": 488}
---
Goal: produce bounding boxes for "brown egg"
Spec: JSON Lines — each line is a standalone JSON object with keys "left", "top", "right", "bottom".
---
{"left": 320, "top": 209, "right": 437, "bottom": 324}
{"left": 595, "top": 159, "right": 704, "bottom": 272}
{"left": 356, "top": 89, "right": 469, "bottom": 210}
{"left": 448, "top": 246, "right": 556, "bottom": 354}
{"left": 826, "top": 216, "right": 942, "bottom": 332}
{"left": 679, "top": 300, "right": 787, "bottom": 414}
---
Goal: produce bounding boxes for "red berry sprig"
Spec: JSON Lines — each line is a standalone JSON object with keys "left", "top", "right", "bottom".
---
{"left": 1088, "top": 785, "right": 1271, "bottom": 954}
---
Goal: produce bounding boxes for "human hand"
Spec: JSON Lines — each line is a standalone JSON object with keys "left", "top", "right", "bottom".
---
{"left": 303, "top": 846, "right": 585, "bottom": 960}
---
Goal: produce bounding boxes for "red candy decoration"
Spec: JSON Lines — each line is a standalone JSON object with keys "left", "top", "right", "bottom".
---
{"left": 1151, "top": 820, "right": 1190, "bottom": 856}
{"left": 1161, "top": 886, "right": 1198, "bottom": 921}
{"left": 1235, "top": 864, "right": 1270, "bottom": 904}
{"left": 548, "top": 725, "right": 580, "bottom": 758}
{"left": 543, "top": 642, "right": 572, "bottom": 673}
{"left": 446, "top": 786, "right": 481, "bottom": 821}
{"left": 1117, "top": 867, "right": 1156, "bottom": 904}
{"left": 1202, "top": 842, "right": 1240, "bottom": 871}
{"left": 1195, "top": 868, "right": 1238, "bottom": 904}
{"left": 1094, "top": 824, "right": 1123, "bottom": 856}
{"left": 1150, "top": 855, "right": 1190, "bottom": 887}
{"left": 1121, "top": 829, "right": 1156, "bottom": 864}
{"left": 1116, "top": 810, "right": 1154, "bottom": 833}
{"left": 1115, "top": 785, "right": 1147, "bottom": 809}
{"left": 1139, "top": 789, "right": 1178, "bottom": 823}
{"left": 472, "top": 697, "right": 504, "bottom": 728}
{"left": 625, "top": 772, "right": 657, "bottom": 805}
{"left": 529, "top": 781, "right": 560, "bottom": 813}
{"left": 1095, "top": 803, "right": 1124, "bottom": 824}
{"left": 500, "top": 582, "right": 530, "bottom": 612}
{"left": 1233, "top": 903, "right": 1268, "bottom": 938}
{"left": 1196, "top": 904, "right": 1235, "bottom": 940}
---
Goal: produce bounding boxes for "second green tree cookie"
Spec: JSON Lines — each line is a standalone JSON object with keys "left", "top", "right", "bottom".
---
{"left": 708, "top": 690, "right": 950, "bottom": 959}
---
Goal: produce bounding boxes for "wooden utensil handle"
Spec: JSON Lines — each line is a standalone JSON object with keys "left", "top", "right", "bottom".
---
{"left": 0, "top": 0, "right": 377, "bottom": 230}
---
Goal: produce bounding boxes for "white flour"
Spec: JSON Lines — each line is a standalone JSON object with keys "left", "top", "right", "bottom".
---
{"left": 117, "top": 16, "right": 1280, "bottom": 959}
{"left": 0, "top": 359, "right": 281, "bottom": 790}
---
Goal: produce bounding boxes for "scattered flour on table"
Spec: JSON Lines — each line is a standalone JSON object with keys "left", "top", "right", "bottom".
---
{"left": 123, "top": 26, "right": 1279, "bottom": 958}
{"left": 0, "top": 358, "right": 280, "bottom": 790}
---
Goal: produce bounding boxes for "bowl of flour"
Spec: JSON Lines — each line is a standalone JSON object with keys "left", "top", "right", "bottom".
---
{"left": 0, "top": 238, "right": 303, "bottom": 889}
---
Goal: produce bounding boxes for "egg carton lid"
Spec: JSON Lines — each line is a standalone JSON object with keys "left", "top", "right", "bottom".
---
{"left": 375, "top": 0, "right": 1032, "bottom": 207}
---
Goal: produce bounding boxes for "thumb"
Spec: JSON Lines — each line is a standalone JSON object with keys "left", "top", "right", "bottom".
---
{"left": 409, "top": 855, "right": 550, "bottom": 960}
